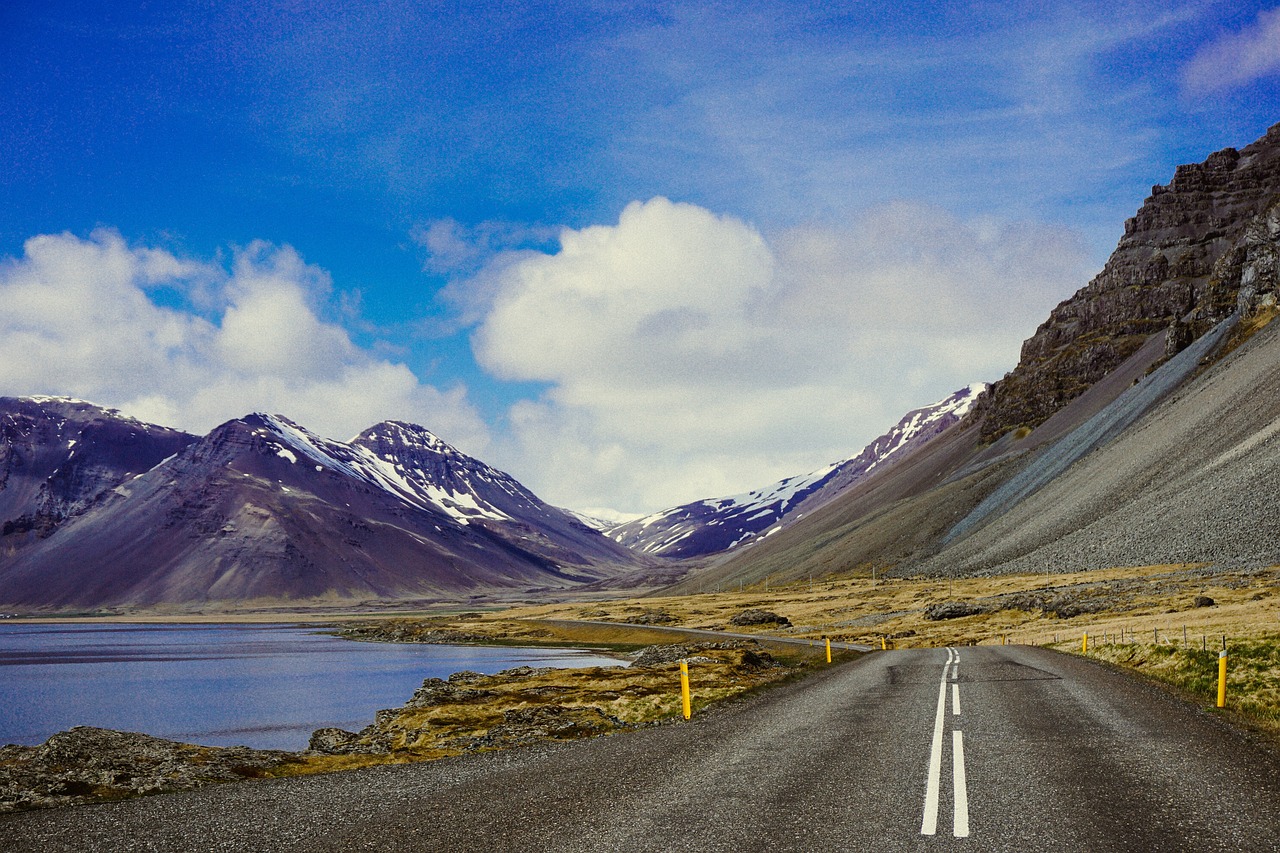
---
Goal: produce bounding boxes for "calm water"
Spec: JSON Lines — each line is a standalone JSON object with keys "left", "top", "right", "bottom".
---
{"left": 0, "top": 623, "right": 623, "bottom": 750}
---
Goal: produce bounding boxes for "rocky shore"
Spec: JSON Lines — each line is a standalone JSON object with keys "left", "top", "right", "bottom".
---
{"left": 0, "top": 727, "right": 293, "bottom": 813}
{"left": 0, "top": 641, "right": 790, "bottom": 813}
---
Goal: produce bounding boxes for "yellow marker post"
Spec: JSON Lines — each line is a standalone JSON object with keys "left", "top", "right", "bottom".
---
{"left": 1217, "top": 650, "right": 1228, "bottom": 708}
{"left": 680, "top": 659, "right": 692, "bottom": 720}
{"left": 825, "top": 636, "right": 832, "bottom": 663}
{"left": 881, "top": 636, "right": 887, "bottom": 651}
{"left": 1082, "top": 631, "right": 1088, "bottom": 654}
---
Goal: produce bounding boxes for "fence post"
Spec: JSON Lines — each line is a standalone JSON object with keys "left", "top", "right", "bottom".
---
{"left": 1217, "top": 650, "right": 1228, "bottom": 708}
{"left": 680, "top": 659, "right": 692, "bottom": 720}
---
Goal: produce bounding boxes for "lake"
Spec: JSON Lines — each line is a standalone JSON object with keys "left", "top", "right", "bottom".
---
{"left": 0, "top": 622, "right": 624, "bottom": 750}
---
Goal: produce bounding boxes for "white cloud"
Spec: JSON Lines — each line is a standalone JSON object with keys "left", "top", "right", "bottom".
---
{"left": 468, "top": 198, "right": 1092, "bottom": 513}
{"left": 0, "top": 230, "right": 488, "bottom": 449}
{"left": 1183, "top": 8, "right": 1280, "bottom": 96}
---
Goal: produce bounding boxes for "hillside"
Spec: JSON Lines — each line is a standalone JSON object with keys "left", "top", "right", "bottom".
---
{"left": 698, "top": 123, "right": 1280, "bottom": 587}
{"left": 977, "top": 122, "right": 1280, "bottom": 442}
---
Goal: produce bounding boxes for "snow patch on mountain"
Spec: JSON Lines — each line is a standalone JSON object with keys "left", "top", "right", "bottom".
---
{"left": 610, "top": 384, "right": 987, "bottom": 558}
{"left": 245, "top": 415, "right": 514, "bottom": 526}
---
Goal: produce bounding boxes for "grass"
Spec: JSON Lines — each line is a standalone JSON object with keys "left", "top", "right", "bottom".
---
{"left": 464, "top": 563, "right": 1277, "bottom": 650}
{"left": 1071, "top": 634, "right": 1280, "bottom": 737}
{"left": 275, "top": 643, "right": 825, "bottom": 778}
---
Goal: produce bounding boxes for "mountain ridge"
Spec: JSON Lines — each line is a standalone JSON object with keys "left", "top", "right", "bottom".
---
{"left": 0, "top": 400, "right": 638, "bottom": 609}
{"left": 609, "top": 384, "right": 986, "bottom": 558}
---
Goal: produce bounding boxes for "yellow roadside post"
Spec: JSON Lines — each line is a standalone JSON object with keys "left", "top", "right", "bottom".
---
{"left": 1217, "top": 650, "right": 1228, "bottom": 708}
{"left": 1082, "top": 631, "right": 1088, "bottom": 654}
{"left": 825, "top": 636, "right": 832, "bottom": 663}
{"left": 881, "top": 636, "right": 887, "bottom": 651}
{"left": 680, "top": 659, "right": 692, "bottom": 720}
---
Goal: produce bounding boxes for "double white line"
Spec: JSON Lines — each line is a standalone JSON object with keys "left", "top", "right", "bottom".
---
{"left": 921, "top": 647, "right": 969, "bottom": 838}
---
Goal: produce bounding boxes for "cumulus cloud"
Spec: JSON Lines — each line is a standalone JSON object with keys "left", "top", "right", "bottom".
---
{"left": 467, "top": 198, "right": 1092, "bottom": 513}
{"left": 1183, "top": 8, "right": 1280, "bottom": 96}
{"left": 0, "top": 230, "right": 488, "bottom": 448}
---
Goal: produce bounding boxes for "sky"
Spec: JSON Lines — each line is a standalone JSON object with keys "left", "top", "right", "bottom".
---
{"left": 1, "top": 1, "right": 1278, "bottom": 516}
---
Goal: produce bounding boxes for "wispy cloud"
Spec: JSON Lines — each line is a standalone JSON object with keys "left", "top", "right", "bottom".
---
{"left": 1182, "top": 8, "right": 1280, "bottom": 96}
{"left": 579, "top": 2, "right": 1207, "bottom": 242}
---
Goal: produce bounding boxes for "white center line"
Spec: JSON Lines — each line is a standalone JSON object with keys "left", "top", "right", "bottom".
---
{"left": 920, "top": 647, "right": 954, "bottom": 836}
{"left": 953, "top": 730, "right": 970, "bottom": 838}
{"left": 952, "top": 682, "right": 961, "bottom": 716}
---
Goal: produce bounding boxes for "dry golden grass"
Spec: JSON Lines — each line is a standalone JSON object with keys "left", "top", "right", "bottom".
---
{"left": 456, "top": 563, "right": 1278, "bottom": 651}
{"left": 275, "top": 645, "right": 809, "bottom": 778}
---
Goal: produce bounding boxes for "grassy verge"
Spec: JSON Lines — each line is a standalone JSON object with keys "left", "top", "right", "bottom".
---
{"left": 1065, "top": 635, "right": 1280, "bottom": 737}
{"left": 274, "top": 641, "right": 843, "bottom": 779}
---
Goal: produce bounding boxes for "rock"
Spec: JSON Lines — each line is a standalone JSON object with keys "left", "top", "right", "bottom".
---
{"left": 622, "top": 610, "right": 675, "bottom": 625}
{"left": 1193, "top": 595, "right": 1216, "bottom": 607}
{"left": 631, "top": 640, "right": 767, "bottom": 668}
{"left": 307, "top": 727, "right": 362, "bottom": 754}
{"left": 924, "top": 601, "right": 986, "bottom": 620}
{"left": 484, "top": 705, "right": 622, "bottom": 745}
{"left": 0, "top": 727, "right": 291, "bottom": 813}
{"left": 729, "top": 609, "right": 792, "bottom": 627}
{"left": 1046, "top": 595, "right": 1113, "bottom": 619}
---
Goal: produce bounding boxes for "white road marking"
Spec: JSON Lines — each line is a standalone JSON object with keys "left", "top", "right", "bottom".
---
{"left": 922, "top": 648, "right": 972, "bottom": 838}
{"left": 953, "top": 731, "right": 970, "bottom": 838}
{"left": 920, "top": 648, "right": 955, "bottom": 835}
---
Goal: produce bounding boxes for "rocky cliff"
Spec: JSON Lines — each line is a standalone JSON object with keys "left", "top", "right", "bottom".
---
{"left": 977, "top": 123, "right": 1280, "bottom": 442}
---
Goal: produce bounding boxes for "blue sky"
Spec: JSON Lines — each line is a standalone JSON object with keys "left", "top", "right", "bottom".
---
{"left": 2, "top": 0, "right": 1278, "bottom": 514}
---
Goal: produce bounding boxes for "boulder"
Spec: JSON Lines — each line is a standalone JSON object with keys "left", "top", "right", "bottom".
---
{"left": 924, "top": 601, "right": 986, "bottom": 620}
{"left": 729, "top": 609, "right": 791, "bottom": 627}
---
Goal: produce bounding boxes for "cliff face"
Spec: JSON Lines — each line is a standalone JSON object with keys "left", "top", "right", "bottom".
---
{"left": 978, "top": 123, "right": 1280, "bottom": 442}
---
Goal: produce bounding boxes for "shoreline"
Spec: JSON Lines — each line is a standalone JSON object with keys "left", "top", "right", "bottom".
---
{"left": 0, "top": 634, "right": 827, "bottom": 813}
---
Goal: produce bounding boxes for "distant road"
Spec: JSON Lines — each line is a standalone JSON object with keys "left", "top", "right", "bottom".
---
{"left": 533, "top": 617, "right": 875, "bottom": 652}
{"left": 5, "top": 646, "right": 1280, "bottom": 851}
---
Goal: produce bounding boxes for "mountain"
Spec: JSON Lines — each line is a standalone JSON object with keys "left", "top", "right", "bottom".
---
{"left": 683, "top": 122, "right": 1280, "bottom": 589}
{"left": 609, "top": 384, "right": 986, "bottom": 558}
{"left": 0, "top": 397, "right": 196, "bottom": 551}
{"left": 0, "top": 407, "right": 638, "bottom": 610}
{"left": 975, "top": 122, "right": 1280, "bottom": 443}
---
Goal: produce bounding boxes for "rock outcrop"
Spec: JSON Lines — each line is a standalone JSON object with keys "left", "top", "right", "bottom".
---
{"left": 978, "top": 123, "right": 1280, "bottom": 442}
{"left": 0, "top": 727, "right": 291, "bottom": 812}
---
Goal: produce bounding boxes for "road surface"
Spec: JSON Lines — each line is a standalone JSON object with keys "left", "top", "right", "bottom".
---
{"left": 4, "top": 645, "right": 1279, "bottom": 851}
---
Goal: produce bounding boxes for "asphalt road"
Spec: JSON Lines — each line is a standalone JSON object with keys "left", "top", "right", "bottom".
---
{"left": 4, "top": 646, "right": 1280, "bottom": 852}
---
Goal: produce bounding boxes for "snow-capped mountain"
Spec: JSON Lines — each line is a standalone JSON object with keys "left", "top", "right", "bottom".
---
{"left": 0, "top": 401, "right": 637, "bottom": 610}
{"left": 608, "top": 384, "right": 987, "bottom": 558}
{"left": 0, "top": 397, "right": 196, "bottom": 543}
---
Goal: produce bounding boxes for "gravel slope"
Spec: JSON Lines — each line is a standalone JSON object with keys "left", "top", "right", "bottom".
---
{"left": 924, "top": 316, "right": 1280, "bottom": 575}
